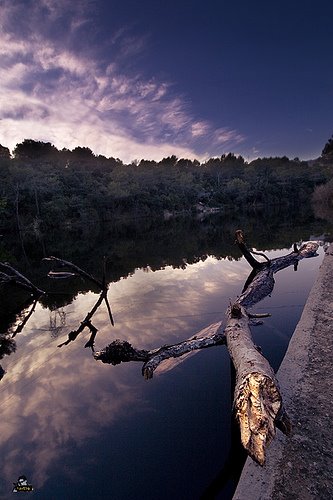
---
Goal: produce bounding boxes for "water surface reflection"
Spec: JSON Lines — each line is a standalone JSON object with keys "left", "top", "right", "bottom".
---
{"left": 0, "top": 248, "right": 324, "bottom": 499}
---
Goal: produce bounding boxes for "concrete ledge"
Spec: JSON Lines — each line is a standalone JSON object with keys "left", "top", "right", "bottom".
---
{"left": 233, "top": 243, "right": 333, "bottom": 500}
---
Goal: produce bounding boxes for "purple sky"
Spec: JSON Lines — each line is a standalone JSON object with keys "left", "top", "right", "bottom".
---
{"left": 1, "top": 0, "right": 332, "bottom": 162}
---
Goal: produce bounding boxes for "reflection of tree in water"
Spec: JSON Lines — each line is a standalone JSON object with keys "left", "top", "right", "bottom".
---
{"left": 0, "top": 334, "right": 16, "bottom": 359}
{"left": 0, "top": 263, "right": 46, "bottom": 380}
{"left": 0, "top": 235, "right": 322, "bottom": 481}
{"left": 0, "top": 210, "right": 331, "bottom": 321}
{"left": 0, "top": 333, "right": 16, "bottom": 380}
{"left": 0, "top": 256, "right": 114, "bottom": 358}
{"left": 49, "top": 309, "right": 67, "bottom": 338}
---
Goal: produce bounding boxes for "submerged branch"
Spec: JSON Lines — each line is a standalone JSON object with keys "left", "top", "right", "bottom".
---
{"left": 45, "top": 257, "right": 115, "bottom": 348}
{"left": 0, "top": 262, "right": 45, "bottom": 297}
{"left": 94, "top": 322, "right": 225, "bottom": 378}
{"left": 12, "top": 299, "right": 39, "bottom": 337}
{"left": 58, "top": 290, "right": 106, "bottom": 349}
{"left": 43, "top": 256, "right": 104, "bottom": 289}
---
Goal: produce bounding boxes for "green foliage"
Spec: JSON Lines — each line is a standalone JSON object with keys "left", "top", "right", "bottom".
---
{"left": 13, "top": 139, "right": 58, "bottom": 160}
{"left": 0, "top": 137, "right": 331, "bottom": 236}
{"left": 312, "top": 178, "right": 333, "bottom": 207}
{"left": 71, "top": 146, "right": 95, "bottom": 159}
{"left": 0, "top": 144, "right": 11, "bottom": 159}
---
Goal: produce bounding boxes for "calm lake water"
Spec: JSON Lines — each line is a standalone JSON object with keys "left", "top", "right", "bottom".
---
{"left": 0, "top": 213, "right": 331, "bottom": 499}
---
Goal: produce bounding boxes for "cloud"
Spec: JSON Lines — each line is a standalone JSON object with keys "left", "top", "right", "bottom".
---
{"left": 213, "top": 127, "right": 244, "bottom": 146}
{"left": 191, "top": 121, "right": 210, "bottom": 138}
{"left": 0, "top": 256, "right": 251, "bottom": 494}
{"left": 0, "top": 0, "right": 245, "bottom": 162}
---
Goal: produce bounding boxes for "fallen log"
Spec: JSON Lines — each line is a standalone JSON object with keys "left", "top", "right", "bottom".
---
{"left": 225, "top": 233, "right": 318, "bottom": 464}
{"left": 225, "top": 304, "right": 289, "bottom": 465}
{"left": 2, "top": 235, "right": 319, "bottom": 463}
{"left": 2, "top": 234, "right": 318, "bottom": 463}
{"left": 93, "top": 231, "right": 318, "bottom": 464}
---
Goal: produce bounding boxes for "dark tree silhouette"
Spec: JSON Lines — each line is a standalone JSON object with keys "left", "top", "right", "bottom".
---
{"left": 13, "top": 139, "right": 59, "bottom": 160}
{"left": 0, "top": 144, "right": 11, "bottom": 159}
{"left": 322, "top": 134, "right": 333, "bottom": 156}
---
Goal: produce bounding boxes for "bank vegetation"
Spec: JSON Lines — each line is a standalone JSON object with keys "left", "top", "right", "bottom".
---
{"left": 0, "top": 136, "right": 332, "bottom": 237}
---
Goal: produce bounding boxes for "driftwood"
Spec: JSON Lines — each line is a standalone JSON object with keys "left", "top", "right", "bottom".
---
{"left": 43, "top": 256, "right": 104, "bottom": 289}
{"left": 94, "top": 231, "right": 318, "bottom": 465}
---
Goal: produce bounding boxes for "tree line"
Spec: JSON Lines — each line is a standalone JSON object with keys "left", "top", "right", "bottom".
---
{"left": 0, "top": 137, "right": 332, "bottom": 236}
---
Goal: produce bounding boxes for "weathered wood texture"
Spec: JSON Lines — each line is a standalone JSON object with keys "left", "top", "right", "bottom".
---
{"left": 227, "top": 235, "right": 318, "bottom": 464}
{"left": 225, "top": 305, "right": 287, "bottom": 465}
{"left": 94, "top": 322, "right": 225, "bottom": 379}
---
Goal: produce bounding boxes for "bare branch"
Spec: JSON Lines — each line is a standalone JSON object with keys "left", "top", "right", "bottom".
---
{"left": 235, "top": 230, "right": 264, "bottom": 269}
{"left": 142, "top": 322, "right": 225, "bottom": 379}
{"left": 43, "top": 256, "right": 104, "bottom": 289}
{"left": 248, "top": 312, "right": 271, "bottom": 319}
{"left": 47, "top": 271, "right": 77, "bottom": 279}
{"left": 104, "top": 296, "right": 115, "bottom": 327}
{"left": 12, "top": 299, "right": 39, "bottom": 337}
{"left": 0, "top": 262, "right": 45, "bottom": 296}
{"left": 58, "top": 291, "right": 105, "bottom": 348}
{"left": 45, "top": 257, "right": 115, "bottom": 342}
{"left": 94, "top": 322, "right": 225, "bottom": 379}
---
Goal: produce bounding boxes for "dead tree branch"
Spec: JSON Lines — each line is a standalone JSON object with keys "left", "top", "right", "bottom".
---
{"left": 43, "top": 256, "right": 104, "bottom": 288}
{"left": 12, "top": 298, "right": 39, "bottom": 337}
{"left": 0, "top": 262, "right": 45, "bottom": 297}
{"left": 57, "top": 288, "right": 111, "bottom": 349}
{"left": 46, "top": 257, "right": 115, "bottom": 349}
{"left": 2, "top": 237, "right": 318, "bottom": 464}
{"left": 225, "top": 231, "right": 318, "bottom": 464}
{"left": 94, "top": 322, "right": 226, "bottom": 379}
{"left": 94, "top": 230, "right": 318, "bottom": 465}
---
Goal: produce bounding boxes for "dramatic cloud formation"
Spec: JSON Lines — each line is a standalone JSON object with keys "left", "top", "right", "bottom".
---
{"left": 0, "top": 0, "right": 244, "bottom": 162}
{"left": 1, "top": 0, "right": 332, "bottom": 161}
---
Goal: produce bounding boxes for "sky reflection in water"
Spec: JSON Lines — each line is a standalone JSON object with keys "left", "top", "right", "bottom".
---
{"left": 0, "top": 249, "right": 323, "bottom": 499}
